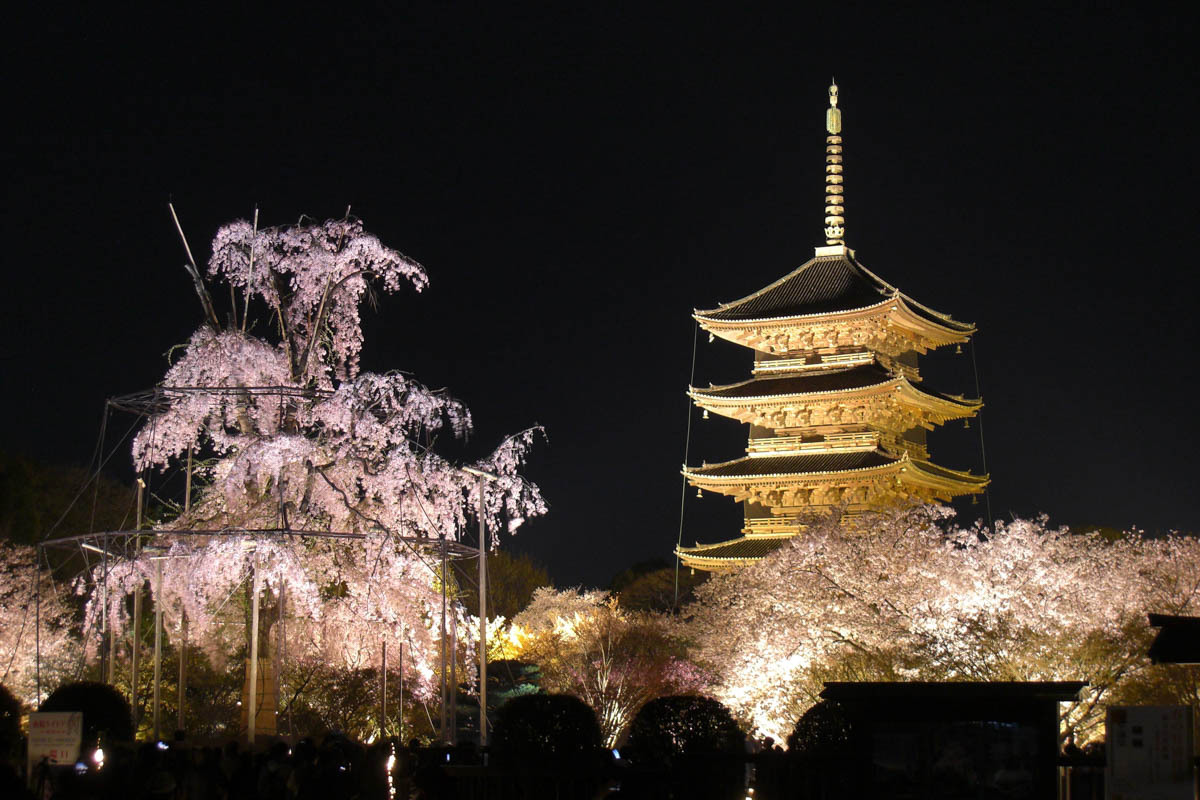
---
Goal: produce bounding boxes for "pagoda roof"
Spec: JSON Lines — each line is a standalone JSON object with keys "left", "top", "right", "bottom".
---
{"left": 695, "top": 252, "right": 973, "bottom": 331}
{"left": 692, "top": 450, "right": 895, "bottom": 478}
{"left": 686, "top": 449, "right": 989, "bottom": 493}
{"left": 692, "top": 364, "right": 981, "bottom": 413}
{"left": 676, "top": 537, "right": 787, "bottom": 563}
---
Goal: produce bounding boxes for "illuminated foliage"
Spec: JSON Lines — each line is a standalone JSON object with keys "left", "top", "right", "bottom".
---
{"left": 612, "top": 563, "right": 708, "bottom": 613}
{"left": 0, "top": 542, "right": 77, "bottom": 707}
{"left": 513, "top": 589, "right": 708, "bottom": 746}
{"left": 686, "top": 505, "right": 1200, "bottom": 743}
{"left": 77, "top": 215, "right": 546, "bottom": 716}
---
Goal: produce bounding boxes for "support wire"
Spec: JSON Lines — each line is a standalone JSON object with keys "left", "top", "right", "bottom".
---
{"left": 673, "top": 323, "right": 700, "bottom": 608}
{"left": 969, "top": 337, "right": 993, "bottom": 528}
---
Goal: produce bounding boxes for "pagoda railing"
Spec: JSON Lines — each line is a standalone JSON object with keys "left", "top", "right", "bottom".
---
{"left": 752, "top": 351, "right": 918, "bottom": 380}
{"left": 743, "top": 517, "right": 803, "bottom": 535}
{"left": 753, "top": 351, "right": 873, "bottom": 374}
{"left": 748, "top": 432, "right": 879, "bottom": 454}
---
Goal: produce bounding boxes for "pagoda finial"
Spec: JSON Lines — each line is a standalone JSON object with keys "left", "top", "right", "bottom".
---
{"left": 823, "top": 79, "right": 846, "bottom": 246}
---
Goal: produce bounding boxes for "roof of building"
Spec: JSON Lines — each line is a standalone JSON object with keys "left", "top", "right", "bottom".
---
{"left": 693, "top": 365, "right": 980, "bottom": 411}
{"left": 820, "top": 681, "right": 1087, "bottom": 703}
{"left": 676, "top": 536, "right": 789, "bottom": 561}
{"left": 691, "top": 450, "right": 896, "bottom": 478}
{"left": 1147, "top": 614, "right": 1200, "bottom": 664}
{"left": 695, "top": 253, "right": 973, "bottom": 331}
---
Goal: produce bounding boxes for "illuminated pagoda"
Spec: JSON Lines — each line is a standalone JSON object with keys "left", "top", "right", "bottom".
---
{"left": 677, "top": 82, "right": 987, "bottom": 572}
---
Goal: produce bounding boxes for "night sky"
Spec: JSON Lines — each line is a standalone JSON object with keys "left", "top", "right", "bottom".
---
{"left": 4, "top": 5, "right": 1198, "bottom": 587}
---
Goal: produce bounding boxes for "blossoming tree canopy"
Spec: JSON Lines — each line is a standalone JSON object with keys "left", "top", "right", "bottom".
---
{"left": 209, "top": 217, "right": 429, "bottom": 383}
{"left": 686, "top": 505, "right": 1200, "bottom": 744}
{"left": 130, "top": 215, "right": 546, "bottom": 540}
{"left": 512, "top": 588, "right": 709, "bottom": 746}
{"left": 1, "top": 542, "right": 76, "bottom": 706}
{"left": 77, "top": 215, "right": 547, "bottom": 706}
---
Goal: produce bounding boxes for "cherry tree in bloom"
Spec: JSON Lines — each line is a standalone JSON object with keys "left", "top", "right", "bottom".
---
{"left": 83, "top": 215, "right": 546, "bottom": 704}
{"left": 685, "top": 505, "right": 1200, "bottom": 744}
{"left": 1, "top": 543, "right": 77, "bottom": 707}
{"left": 513, "top": 588, "right": 709, "bottom": 746}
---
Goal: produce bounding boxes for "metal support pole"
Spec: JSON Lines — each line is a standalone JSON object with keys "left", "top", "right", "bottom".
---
{"left": 477, "top": 473, "right": 488, "bottom": 748}
{"left": 35, "top": 553, "right": 41, "bottom": 708}
{"left": 381, "top": 639, "right": 388, "bottom": 740}
{"left": 131, "top": 478, "right": 144, "bottom": 732}
{"left": 153, "top": 559, "right": 163, "bottom": 741}
{"left": 403, "top": 633, "right": 408, "bottom": 748}
{"left": 439, "top": 535, "right": 448, "bottom": 744}
{"left": 177, "top": 617, "right": 187, "bottom": 733}
{"left": 131, "top": 585, "right": 142, "bottom": 731}
{"left": 106, "top": 617, "right": 116, "bottom": 684}
{"left": 101, "top": 535, "right": 110, "bottom": 684}
{"left": 275, "top": 581, "right": 284, "bottom": 741}
{"left": 450, "top": 611, "right": 457, "bottom": 741}
{"left": 248, "top": 557, "right": 261, "bottom": 747}
{"left": 184, "top": 445, "right": 193, "bottom": 513}
{"left": 281, "top": 581, "right": 292, "bottom": 742}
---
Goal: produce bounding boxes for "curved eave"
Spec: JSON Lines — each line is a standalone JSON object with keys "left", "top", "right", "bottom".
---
{"left": 890, "top": 296, "right": 975, "bottom": 343}
{"left": 695, "top": 297, "right": 973, "bottom": 348}
{"left": 684, "top": 455, "right": 988, "bottom": 495}
{"left": 850, "top": 256, "right": 974, "bottom": 334}
{"left": 689, "top": 377, "right": 982, "bottom": 418}
{"left": 676, "top": 552, "right": 765, "bottom": 571}
{"left": 675, "top": 536, "right": 790, "bottom": 570}
{"left": 694, "top": 296, "right": 894, "bottom": 328}
{"left": 684, "top": 454, "right": 903, "bottom": 484}
{"left": 904, "top": 459, "right": 990, "bottom": 494}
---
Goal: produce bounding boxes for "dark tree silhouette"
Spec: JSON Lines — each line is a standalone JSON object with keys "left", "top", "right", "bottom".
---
{"left": 0, "top": 683, "right": 20, "bottom": 763}
{"left": 787, "top": 699, "right": 853, "bottom": 756}
{"left": 627, "top": 695, "right": 742, "bottom": 758}
{"left": 624, "top": 695, "right": 744, "bottom": 800}
{"left": 491, "top": 693, "right": 602, "bottom": 761}
{"left": 39, "top": 682, "right": 133, "bottom": 743}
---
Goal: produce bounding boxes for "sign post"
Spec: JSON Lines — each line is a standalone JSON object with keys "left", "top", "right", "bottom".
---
{"left": 1107, "top": 705, "right": 1194, "bottom": 800}
{"left": 27, "top": 712, "right": 83, "bottom": 788}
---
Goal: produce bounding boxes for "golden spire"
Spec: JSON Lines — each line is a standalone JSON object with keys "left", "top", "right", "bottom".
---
{"left": 823, "top": 79, "right": 845, "bottom": 246}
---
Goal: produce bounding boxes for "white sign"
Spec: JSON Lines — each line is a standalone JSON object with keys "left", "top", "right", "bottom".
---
{"left": 26, "top": 711, "right": 83, "bottom": 780}
{"left": 1106, "top": 705, "right": 1194, "bottom": 800}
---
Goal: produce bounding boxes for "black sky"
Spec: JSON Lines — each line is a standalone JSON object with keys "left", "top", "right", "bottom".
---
{"left": 4, "top": 4, "right": 1198, "bottom": 587}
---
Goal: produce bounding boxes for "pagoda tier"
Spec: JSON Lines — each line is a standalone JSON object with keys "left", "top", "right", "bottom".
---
{"left": 677, "top": 82, "right": 987, "bottom": 573}
{"left": 694, "top": 250, "right": 973, "bottom": 358}
{"left": 689, "top": 362, "right": 980, "bottom": 437}
{"left": 674, "top": 536, "right": 790, "bottom": 572}
{"left": 684, "top": 449, "right": 987, "bottom": 511}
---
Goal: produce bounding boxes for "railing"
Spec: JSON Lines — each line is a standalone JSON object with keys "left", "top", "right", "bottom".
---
{"left": 753, "top": 351, "right": 874, "bottom": 374}
{"left": 748, "top": 433, "right": 878, "bottom": 453}
{"left": 752, "top": 351, "right": 921, "bottom": 381}
{"left": 744, "top": 517, "right": 802, "bottom": 535}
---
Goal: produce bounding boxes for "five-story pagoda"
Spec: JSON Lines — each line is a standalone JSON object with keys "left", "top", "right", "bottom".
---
{"left": 678, "top": 82, "right": 988, "bottom": 572}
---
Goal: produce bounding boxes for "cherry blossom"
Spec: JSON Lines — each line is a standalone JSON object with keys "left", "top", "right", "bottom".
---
{"left": 512, "top": 588, "right": 709, "bottom": 745}
{"left": 82, "top": 215, "right": 546, "bottom": 710}
{"left": 1, "top": 543, "right": 77, "bottom": 707}
{"left": 685, "top": 506, "right": 1200, "bottom": 743}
